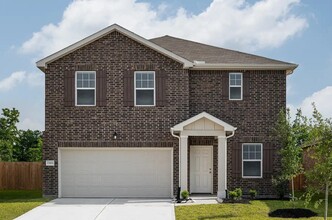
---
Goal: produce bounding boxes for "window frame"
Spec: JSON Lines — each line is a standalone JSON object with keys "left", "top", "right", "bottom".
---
{"left": 134, "top": 71, "right": 156, "bottom": 107}
{"left": 75, "top": 71, "right": 96, "bottom": 106}
{"left": 242, "top": 143, "right": 263, "bottom": 178}
{"left": 229, "top": 72, "right": 243, "bottom": 100}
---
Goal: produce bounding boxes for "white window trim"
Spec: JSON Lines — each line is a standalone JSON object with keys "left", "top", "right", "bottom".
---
{"left": 242, "top": 143, "right": 263, "bottom": 178}
{"left": 134, "top": 71, "right": 156, "bottom": 107}
{"left": 75, "top": 71, "right": 96, "bottom": 106}
{"left": 229, "top": 72, "right": 243, "bottom": 100}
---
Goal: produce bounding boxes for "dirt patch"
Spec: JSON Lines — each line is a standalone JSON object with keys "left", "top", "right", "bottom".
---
{"left": 269, "top": 208, "right": 318, "bottom": 218}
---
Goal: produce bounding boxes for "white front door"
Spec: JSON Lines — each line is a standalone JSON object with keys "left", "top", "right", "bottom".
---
{"left": 190, "top": 146, "right": 213, "bottom": 193}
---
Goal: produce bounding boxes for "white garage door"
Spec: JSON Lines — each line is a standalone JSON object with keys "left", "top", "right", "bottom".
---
{"left": 59, "top": 148, "right": 172, "bottom": 198}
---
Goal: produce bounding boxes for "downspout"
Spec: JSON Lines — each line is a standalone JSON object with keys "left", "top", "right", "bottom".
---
{"left": 171, "top": 128, "right": 181, "bottom": 201}
{"left": 224, "top": 129, "right": 236, "bottom": 198}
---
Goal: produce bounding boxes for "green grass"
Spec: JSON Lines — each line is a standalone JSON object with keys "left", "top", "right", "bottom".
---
{"left": 176, "top": 194, "right": 332, "bottom": 220}
{"left": 0, "top": 190, "right": 49, "bottom": 220}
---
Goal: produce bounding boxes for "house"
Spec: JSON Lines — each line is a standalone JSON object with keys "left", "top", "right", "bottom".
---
{"left": 37, "top": 24, "right": 297, "bottom": 199}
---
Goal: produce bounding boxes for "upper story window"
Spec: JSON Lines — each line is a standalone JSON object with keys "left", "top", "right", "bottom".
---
{"left": 134, "top": 71, "right": 155, "bottom": 106}
{"left": 229, "top": 73, "right": 242, "bottom": 100}
{"left": 76, "top": 71, "right": 96, "bottom": 106}
{"left": 242, "top": 143, "right": 262, "bottom": 178}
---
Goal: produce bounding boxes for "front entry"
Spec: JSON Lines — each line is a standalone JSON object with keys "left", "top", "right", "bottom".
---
{"left": 190, "top": 146, "right": 213, "bottom": 193}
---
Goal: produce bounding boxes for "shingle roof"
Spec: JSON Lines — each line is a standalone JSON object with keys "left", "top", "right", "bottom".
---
{"left": 150, "top": 35, "right": 297, "bottom": 68}
{"left": 36, "top": 24, "right": 297, "bottom": 73}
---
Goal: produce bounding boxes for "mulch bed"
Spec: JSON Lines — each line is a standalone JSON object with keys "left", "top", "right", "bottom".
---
{"left": 269, "top": 208, "right": 318, "bottom": 218}
{"left": 222, "top": 198, "right": 251, "bottom": 204}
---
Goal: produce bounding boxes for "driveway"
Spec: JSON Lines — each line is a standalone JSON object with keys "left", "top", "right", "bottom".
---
{"left": 15, "top": 198, "right": 175, "bottom": 220}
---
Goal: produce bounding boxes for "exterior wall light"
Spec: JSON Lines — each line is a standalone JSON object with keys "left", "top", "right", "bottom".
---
{"left": 113, "top": 132, "right": 117, "bottom": 140}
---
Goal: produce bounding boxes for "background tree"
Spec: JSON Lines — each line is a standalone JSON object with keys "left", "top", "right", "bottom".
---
{"left": 274, "top": 108, "right": 307, "bottom": 200}
{"left": 305, "top": 105, "right": 332, "bottom": 220}
{"left": 0, "top": 108, "right": 19, "bottom": 161}
{"left": 14, "top": 130, "right": 43, "bottom": 162}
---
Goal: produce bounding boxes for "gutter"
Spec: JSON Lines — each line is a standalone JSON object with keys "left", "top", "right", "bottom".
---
{"left": 191, "top": 63, "right": 298, "bottom": 75}
{"left": 226, "top": 130, "right": 236, "bottom": 139}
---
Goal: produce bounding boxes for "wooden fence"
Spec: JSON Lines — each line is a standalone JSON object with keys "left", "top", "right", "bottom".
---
{"left": 0, "top": 162, "right": 42, "bottom": 190}
{"left": 291, "top": 173, "right": 306, "bottom": 191}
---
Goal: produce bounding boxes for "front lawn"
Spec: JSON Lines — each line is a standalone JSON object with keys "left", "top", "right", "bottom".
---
{"left": 0, "top": 190, "right": 49, "bottom": 220}
{"left": 176, "top": 195, "right": 332, "bottom": 220}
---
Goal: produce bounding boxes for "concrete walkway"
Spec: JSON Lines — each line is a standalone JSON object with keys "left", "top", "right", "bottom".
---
{"left": 15, "top": 198, "right": 175, "bottom": 220}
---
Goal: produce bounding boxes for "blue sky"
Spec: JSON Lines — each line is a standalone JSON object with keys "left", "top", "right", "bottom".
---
{"left": 0, "top": 0, "right": 331, "bottom": 130}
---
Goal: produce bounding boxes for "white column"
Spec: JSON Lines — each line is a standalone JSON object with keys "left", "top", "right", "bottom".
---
{"left": 217, "top": 135, "right": 227, "bottom": 199}
{"left": 180, "top": 135, "right": 188, "bottom": 192}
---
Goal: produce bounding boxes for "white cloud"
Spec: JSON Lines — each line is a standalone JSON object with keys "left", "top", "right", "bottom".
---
{"left": 21, "top": 0, "right": 308, "bottom": 57}
{"left": 0, "top": 72, "right": 26, "bottom": 91}
{"left": 288, "top": 86, "right": 332, "bottom": 119}
{"left": 0, "top": 71, "right": 44, "bottom": 92}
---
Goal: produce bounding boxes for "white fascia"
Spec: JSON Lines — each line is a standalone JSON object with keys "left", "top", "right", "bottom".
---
{"left": 191, "top": 63, "right": 298, "bottom": 75}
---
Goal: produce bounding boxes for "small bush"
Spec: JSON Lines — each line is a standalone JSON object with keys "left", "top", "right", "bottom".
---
{"left": 229, "top": 188, "right": 242, "bottom": 201}
{"left": 249, "top": 189, "right": 257, "bottom": 199}
{"left": 181, "top": 190, "right": 189, "bottom": 200}
{"left": 272, "top": 177, "right": 288, "bottom": 199}
{"left": 234, "top": 188, "right": 242, "bottom": 198}
{"left": 229, "top": 191, "right": 238, "bottom": 200}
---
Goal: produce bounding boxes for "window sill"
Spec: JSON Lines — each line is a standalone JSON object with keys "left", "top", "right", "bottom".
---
{"left": 242, "top": 176, "right": 263, "bottom": 179}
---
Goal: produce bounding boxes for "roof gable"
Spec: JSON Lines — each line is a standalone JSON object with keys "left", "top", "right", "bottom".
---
{"left": 172, "top": 112, "right": 237, "bottom": 132}
{"left": 36, "top": 24, "right": 193, "bottom": 71}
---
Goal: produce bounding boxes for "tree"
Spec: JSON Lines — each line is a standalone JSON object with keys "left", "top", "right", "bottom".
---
{"left": 305, "top": 105, "right": 332, "bottom": 220}
{"left": 14, "top": 130, "right": 43, "bottom": 162}
{"left": 0, "top": 140, "right": 14, "bottom": 161}
{"left": 274, "top": 108, "right": 307, "bottom": 200}
{"left": 0, "top": 108, "right": 19, "bottom": 161}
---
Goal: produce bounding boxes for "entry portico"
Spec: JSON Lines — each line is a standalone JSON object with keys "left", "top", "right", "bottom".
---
{"left": 171, "top": 112, "right": 236, "bottom": 199}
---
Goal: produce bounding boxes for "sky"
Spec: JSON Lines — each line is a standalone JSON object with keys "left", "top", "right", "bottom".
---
{"left": 0, "top": 0, "right": 331, "bottom": 131}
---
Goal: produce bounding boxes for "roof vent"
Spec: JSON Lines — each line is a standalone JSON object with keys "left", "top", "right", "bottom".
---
{"left": 194, "top": 60, "right": 206, "bottom": 64}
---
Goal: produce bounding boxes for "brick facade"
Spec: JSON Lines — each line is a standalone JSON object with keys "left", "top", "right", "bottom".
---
{"left": 43, "top": 30, "right": 286, "bottom": 197}
{"left": 44, "top": 31, "right": 189, "bottom": 196}
{"left": 189, "top": 70, "right": 286, "bottom": 196}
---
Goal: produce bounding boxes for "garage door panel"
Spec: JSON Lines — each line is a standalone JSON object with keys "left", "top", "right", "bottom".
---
{"left": 60, "top": 148, "right": 172, "bottom": 198}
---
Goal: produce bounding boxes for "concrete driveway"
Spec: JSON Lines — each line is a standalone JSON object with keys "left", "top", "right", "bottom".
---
{"left": 15, "top": 198, "right": 175, "bottom": 220}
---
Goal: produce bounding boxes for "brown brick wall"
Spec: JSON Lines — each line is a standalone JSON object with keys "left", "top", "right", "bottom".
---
{"left": 43, "top": 30, "right": 286, "bottom": 197}
{"left": 43, "top": 30, "right": 189, "bottom": 196}
{"left": 189, "top": 70, "right": 286, "bottom": 196}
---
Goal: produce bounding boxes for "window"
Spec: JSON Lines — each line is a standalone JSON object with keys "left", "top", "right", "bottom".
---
{"left": 242, "top": 143, "right": 262, "bottom": 178}
{"left": 76, "top": 71, "right": 96, "bottom": 106}
{"left": 229, "top": 73, "right": 242, "bottom": 100}
{"left": 135, "top": 71, "right": 155, "bottom": 106}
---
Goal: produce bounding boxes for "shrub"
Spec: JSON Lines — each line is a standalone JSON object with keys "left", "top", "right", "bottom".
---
{"left": 249, "top": 189, "right": 257, "bottom": 199}
{"left": 229, "top": 191, "right": 238, "bottom": 200}
{"left": 234, "top": 188, "right": 243, "bottom": 198}
{"left": 181, "top": 190, "right": 189, "bottom": 200}
{"left": 272, "top": 177, "right": 288, "bottom": 199}
{"left": 229, "top": 188, "right": 243, "bottom": 201}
